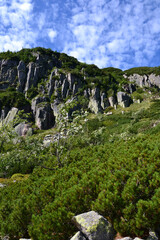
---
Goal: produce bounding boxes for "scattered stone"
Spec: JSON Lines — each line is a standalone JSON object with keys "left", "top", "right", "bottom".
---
{"left": 106, "top": 111, "right": 113, "bottom": 116}
{"left": 146, "top": 231, "right": 158, "bottom": 240}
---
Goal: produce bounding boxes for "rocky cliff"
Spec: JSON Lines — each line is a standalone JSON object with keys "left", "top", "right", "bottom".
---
{"left": 0, "top": 48, "right": 160, "bottom": 130}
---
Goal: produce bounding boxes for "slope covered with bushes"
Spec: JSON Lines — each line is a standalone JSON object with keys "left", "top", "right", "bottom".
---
{"left": 1, "top": 95, "right": 160, "bottom": 239}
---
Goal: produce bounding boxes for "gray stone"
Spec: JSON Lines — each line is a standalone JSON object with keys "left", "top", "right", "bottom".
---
{"left": 72, "top": 211, "right": 116, "bottom": 240}
{"left": 146, "top": 231, "right": 158, "bottom": 240}
{"left": 70, "top": 231, "right": 87, "bottom": 240}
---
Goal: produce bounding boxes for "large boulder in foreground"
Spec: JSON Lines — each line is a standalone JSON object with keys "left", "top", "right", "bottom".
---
{"left": 72, "top": 211, "right": 116, "bottom": 240}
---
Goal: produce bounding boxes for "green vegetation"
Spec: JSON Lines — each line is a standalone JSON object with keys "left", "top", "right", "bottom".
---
{"left": 0, "top": 88, "right": 30, "bottom": 108}
{"left": 1, "top": 97, "right": 160, "bottom": 239}
{"left": 0, "top": 47, "right": 60, "bottom": 63}
{"left": 1, "top": 48, "right": 160, "bottom": 239}
{"left": 124, "top": 66, "right": 160, "bottom": 76}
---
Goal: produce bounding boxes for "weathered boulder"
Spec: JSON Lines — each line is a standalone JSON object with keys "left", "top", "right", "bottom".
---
{"left": 88, "top": 88, "right": 103, "bottom": 113}
{"left": 72, "top": 211, "right": 116, "bottom": 240}
{"left": 3, "top": 107, "right": 19, "bottom": 125}
{"left": 15, "top": 123, "right": 33, "bottom": 136}
{"left": 146, "top": 231, "right": 158, "bottom": 240}
{"left": 117, "top": 92, "right": 132, "bottom": 108}
{"left": 35, "top": 102, "right": 55, "bottom": 130}
{"left": 70, "top": 231, "right": 86, "bottom": 240}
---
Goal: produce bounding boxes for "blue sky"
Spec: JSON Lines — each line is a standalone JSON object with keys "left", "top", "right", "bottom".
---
{"left": 0, "top": 0, "right": 160, "bottom": 70}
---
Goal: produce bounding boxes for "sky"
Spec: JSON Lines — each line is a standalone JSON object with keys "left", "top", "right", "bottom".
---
{"left": 0, "top": 0, "right": 160, "bottom": 70}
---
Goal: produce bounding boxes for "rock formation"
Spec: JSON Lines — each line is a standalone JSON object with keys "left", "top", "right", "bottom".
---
{"left": 0, "top": 48, "right": 160, "bottom": 130}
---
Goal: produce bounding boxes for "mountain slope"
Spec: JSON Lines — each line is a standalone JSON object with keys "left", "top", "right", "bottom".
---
{"left": 0, "top": 48, "right": 160, "bottom": 239}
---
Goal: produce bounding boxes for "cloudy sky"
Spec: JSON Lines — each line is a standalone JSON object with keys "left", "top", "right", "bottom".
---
{"left": 0, "top": 0, "right": 160, "bottom": 70}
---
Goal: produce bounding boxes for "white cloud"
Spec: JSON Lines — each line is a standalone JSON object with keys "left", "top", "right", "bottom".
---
{"left": 0, "top": 0, "right": 37, "bottom": 52}
{"left": 0, "top": 0, "right": 160, "bottom": 70}
{"left": 48, "top": 29, "right": 57, "bottom": 43}
{"left": 62, "top": 0, "right": 160, "bottom": 69}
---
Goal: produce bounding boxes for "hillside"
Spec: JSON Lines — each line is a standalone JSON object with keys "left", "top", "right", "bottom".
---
{"left": 0, "top": 48, "right": 160, "bottom": 239}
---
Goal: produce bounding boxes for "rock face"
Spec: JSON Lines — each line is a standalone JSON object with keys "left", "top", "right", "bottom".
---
{"left": 3, "top": 49, "right": 160, "bottom": 130}
{"left": 88, "top": 88, "right": 103, "bottom": 113}
{"left": 117, "top": 92, "right": 132, "bottom": 108}
{"left": 17, "top": 61, "right": 26, "bottom": 92}
{"left": 0, "top": 59, "right": 18, "bottom": 88}
{"left": 125, "top": 73, "right": 160, "bottom": 89}
{"left": 72, "top": 211, "right": 116, "bottom": 240}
